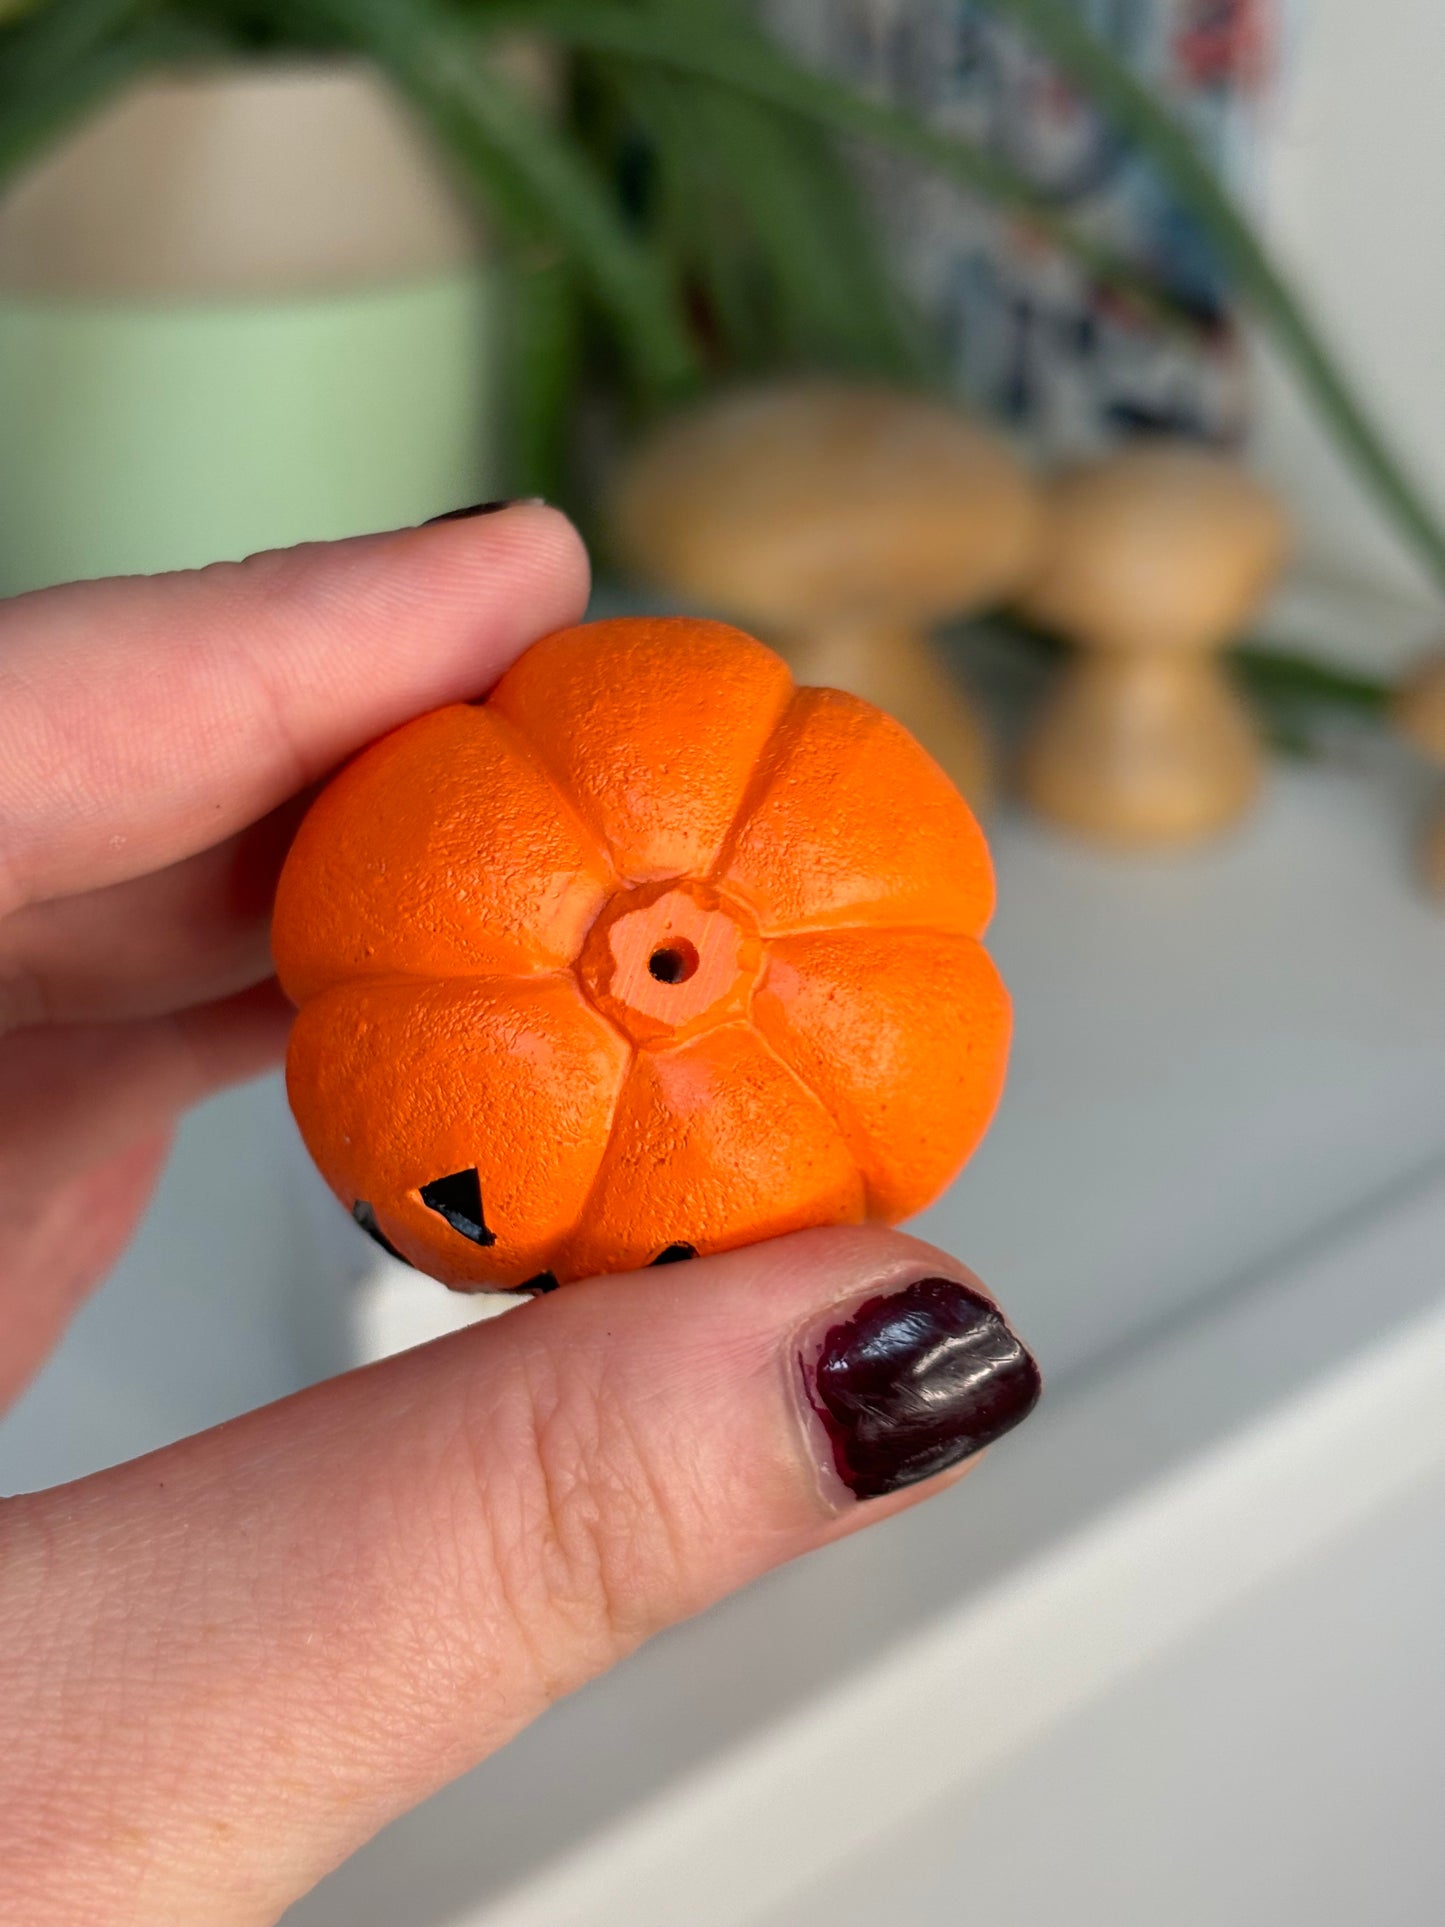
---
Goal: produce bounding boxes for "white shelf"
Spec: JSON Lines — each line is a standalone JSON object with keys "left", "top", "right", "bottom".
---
{"left": 4, "top": 745, "right": 1444, "bottom": 1927}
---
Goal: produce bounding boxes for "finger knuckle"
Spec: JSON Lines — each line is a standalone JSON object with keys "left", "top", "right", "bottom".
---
{"left": 471, "top": 1346, "right": 691, "bottom": 1688}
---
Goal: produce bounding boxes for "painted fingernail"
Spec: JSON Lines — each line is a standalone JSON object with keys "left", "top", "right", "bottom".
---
{"left": 798, "top": 1276, "right": 1041, "bottom": 1502}
{"left": 423, "top": 497, "right": 546, "bottom": 524}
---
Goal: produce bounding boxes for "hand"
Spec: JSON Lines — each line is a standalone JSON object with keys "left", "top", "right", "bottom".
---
{"left": 0, "top": 507, "right": 1040, "bottom": 1925}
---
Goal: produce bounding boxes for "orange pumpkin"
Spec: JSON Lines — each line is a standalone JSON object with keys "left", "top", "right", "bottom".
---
{"left": 272, "top": 617, "right": 1009, "bottom": 1290}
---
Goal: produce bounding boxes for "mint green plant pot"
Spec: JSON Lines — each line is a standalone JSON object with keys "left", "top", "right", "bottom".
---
{"left": 0, "top": 63, "right": 503, "bottom": 595}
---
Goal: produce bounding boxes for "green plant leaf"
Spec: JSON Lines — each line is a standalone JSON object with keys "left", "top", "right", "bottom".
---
{"left": 606, "top": 51, "right": 921, "bottom": 381}
{"left": 624, "top": 0, "right": 922, "bottom": 377}
{"left": 982, "top": 0, "right": 1445, "bottom": 598}
{"left": 600, "top": 59, "right": 770, "bottom": 369}
{"left": 686, "top": 80, "right": 923, "bottom": 377}
{"left": 0, "top": 0, "right": 172, "bottom": 189}
{"left": 0, "top": 0, "right": 145, "bottom": 77}
{"left": 292, "top": 0, "right": 702, "bottom": 401}
{"left": 492, "top": 0, "right": 1208, "bottom": 342}
{"left": 1232, "top": 640, "right": 1394, "bottom": 716}
{"left": 506, "top": 250, "right": 585, "bottom": 500}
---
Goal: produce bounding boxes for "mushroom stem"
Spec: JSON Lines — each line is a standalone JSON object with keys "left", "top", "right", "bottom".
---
{"left": 1016, "top": 445, "right": 1287, "bottom": 851}
{"left": 1021, "top": 647, "right": 1262, "bottom": 849}
{"left": 772, "top": 619, "right": 993, "bottom": 811}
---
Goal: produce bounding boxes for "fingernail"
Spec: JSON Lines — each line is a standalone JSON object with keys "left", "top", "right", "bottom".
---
{"left": 423, "top": 497, "right": 546, "bottom": 525}
{"left": 797, "top": 1276, "right": 1041, "bottom": 1502}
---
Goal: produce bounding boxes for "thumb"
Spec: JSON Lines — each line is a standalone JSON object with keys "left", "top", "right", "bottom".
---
{"left": 0, "top": 1227, "right": 1039, "bottom": 1926}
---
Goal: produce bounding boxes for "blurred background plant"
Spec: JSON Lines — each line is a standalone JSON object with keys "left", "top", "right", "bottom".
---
{"left": 0, "top": 0, "right": 1433, "bottom": 749}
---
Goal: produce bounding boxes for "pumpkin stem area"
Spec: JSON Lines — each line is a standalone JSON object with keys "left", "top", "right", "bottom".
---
{"left": 578, "top": 879, "right": 762, "bottom": 1046}
{"left": 648, "top": 940, "right": 698, "bottom": 985}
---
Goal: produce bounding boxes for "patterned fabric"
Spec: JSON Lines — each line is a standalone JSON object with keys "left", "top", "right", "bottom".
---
{"left": 762, "top": 0, "right": 1278, "bottom": 453}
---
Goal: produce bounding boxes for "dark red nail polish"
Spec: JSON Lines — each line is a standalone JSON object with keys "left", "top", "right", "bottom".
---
{"left": 423, "top": 497, "right": 545, "bottom": 524}
{"left": 799, "top": 1277, "right": 1041, "bottom": 1501}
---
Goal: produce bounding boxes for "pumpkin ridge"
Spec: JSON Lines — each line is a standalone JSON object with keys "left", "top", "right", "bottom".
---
{"left": 752, "top": 928, "right": 1009, "bottom": 1223}
{"left": 703, "top": 681, "right": 807, "bottom": 889}
{"left": 551, "top": 1031, "right": 639, "bottom": 1277}
{"left": 290, "top": 963, "right": 578, "bottom": 1005}
{"left": 740, "top": 1010, "right": 874, "bottom": 1216}
{"left": 476, "top": 701, "right": 622, "bottom": 888}
{"left": 748, "top": 960, "right": 880, "bottom": 1214}
{"left": 751, "top": 918, "right": 987, "bottom": 943}
{"left": 713, "top": 684, "right": 995, "bottom": 940}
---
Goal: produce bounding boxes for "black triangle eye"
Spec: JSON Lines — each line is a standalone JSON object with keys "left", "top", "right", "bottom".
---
{"left": 352, "top": 1200, "right": 413, "bottom": 1267}
{"left": 420, "top": 1167, "right": 495, "bottom": 1246}
{"left": 650, "top": 1243, "right": 696, "bottom": 1265}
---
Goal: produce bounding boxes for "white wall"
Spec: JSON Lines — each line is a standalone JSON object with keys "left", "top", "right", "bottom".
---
{"left": 1252, "top": 0, "right": 1445, "bottom": 616}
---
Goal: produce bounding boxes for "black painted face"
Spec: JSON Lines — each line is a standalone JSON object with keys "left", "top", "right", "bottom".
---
{"left": 419, "top": 1167, "right": 495, "bottom": 1247}
{"left": 357, "top": 1173, "right": 697, "bottom": 1290}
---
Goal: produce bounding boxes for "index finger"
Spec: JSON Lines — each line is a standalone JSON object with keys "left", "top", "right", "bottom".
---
{"left": 0, "top": 504, "right": 589, "bottom": 914}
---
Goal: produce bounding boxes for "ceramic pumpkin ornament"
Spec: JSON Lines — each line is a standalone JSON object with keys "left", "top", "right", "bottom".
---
{"left": 273, "top": 617, "right": 1010, "bottom": 1291}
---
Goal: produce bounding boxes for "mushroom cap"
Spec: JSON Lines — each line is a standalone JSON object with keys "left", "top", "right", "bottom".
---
{"left": 612, "top": 381, "right": 1043, "bottom": 630}
{"left": 1395, "top": 654, "right": 1445, "bottom": 762}
{"left": 1018, "top": 444, "right": 1291, "bottom": 653}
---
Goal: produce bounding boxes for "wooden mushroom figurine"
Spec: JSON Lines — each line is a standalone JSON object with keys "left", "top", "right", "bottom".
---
{"left": 612, "top": 381, "right": 1044, "bottom": 809}
{"left": 1394, "top": 655, "right": 1445, "bottom": 898}
{"left": 1018, "top": 445, "right": 1290, "bottom": 848}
